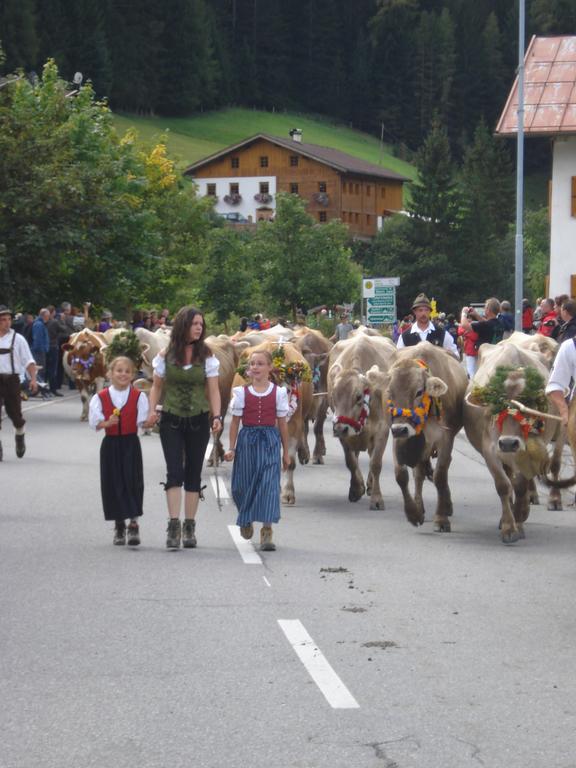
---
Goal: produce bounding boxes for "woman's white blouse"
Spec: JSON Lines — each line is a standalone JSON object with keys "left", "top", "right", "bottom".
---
{"left": 230, "top": 383, "right": 289, "bottom": 417}
{"left": 152, "top": 353, "right": 219, "bottom": 378}
{"left": 89, "top": 386, "right": 149, "bottom": 430}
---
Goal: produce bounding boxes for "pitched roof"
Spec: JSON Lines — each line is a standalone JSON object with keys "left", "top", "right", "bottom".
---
{"left": 183, "top": 133, "right": 410, "bottom": 182}
{"left": 496, "top": 35, "right": 576, "bottom": 137}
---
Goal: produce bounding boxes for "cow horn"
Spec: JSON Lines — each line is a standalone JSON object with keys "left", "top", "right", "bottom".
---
{"left": 509, "top": 400, "right": 563, "bottom": 422}
{"left": 464, "top": 392, "right": 486, "bottom": 409}
{"left": 312, "top": 391, "right": 329, "bottom": 397}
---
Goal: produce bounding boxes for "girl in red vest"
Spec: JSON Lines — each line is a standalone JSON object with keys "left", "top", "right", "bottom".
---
{"left": 89, "top": 356, "right": 149, "bottom": 546}
{"left": 225, "top": 350, "right": 290, "bottom": 551}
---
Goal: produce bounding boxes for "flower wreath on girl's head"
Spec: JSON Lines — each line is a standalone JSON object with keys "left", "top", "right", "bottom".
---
{"left": 236, "top": 345, "right": 312, "bottom": 420}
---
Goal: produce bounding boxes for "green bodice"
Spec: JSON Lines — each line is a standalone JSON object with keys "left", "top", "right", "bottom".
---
{"left": 163, "top": 360, "right": 209, "bottom": 417}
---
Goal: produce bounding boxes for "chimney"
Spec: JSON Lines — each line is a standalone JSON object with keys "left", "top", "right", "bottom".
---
{"left": 289, "top": 128, "right": 302, "bottom": 143}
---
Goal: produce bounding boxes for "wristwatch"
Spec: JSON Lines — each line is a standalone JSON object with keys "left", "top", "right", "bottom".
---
{"left": 212, "top": 415, "right": 223, "bottom": 422}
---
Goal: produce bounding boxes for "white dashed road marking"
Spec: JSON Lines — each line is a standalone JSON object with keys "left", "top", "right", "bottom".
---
{"left": 227, "top": 525, "right": 262, "bottom": 565}
{"left": 209, "top": 475, "right": 230, "bottom": 501}
{"left": 278, "top": 619, "right": 360, "bottom": 709}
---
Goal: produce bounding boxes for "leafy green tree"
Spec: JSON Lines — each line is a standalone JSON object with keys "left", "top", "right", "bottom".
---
{"left": 200, "top": 228, "right": 258, "bottom": 328}
{"left": 250, "top": 193, "right": 360, "bottom": 320}
{"left": 0, "top": 60, "right": 210, "bottom": 310}
{"left": 523, "top": 207, "right": 550, "bottom": 301}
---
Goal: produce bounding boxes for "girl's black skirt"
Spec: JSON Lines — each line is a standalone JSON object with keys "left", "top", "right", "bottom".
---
{"left": 100, "top": 434, "right": 144, "bottom": 522}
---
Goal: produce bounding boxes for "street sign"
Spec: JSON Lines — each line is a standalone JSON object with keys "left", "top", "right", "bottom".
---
{"left": 364, "top": 278, "right": 397, "bottom": 325}
{"left": 362, "top": 277, "right": 400, "bottom": 297}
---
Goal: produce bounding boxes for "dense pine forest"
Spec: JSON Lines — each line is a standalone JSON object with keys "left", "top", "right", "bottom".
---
{"left": 1, "top": 0, "right": 575, "bottom": 153}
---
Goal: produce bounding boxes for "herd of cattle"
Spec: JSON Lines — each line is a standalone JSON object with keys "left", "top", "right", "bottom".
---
{"left": 62, "top": 323, "right": 575, "bottom": 545}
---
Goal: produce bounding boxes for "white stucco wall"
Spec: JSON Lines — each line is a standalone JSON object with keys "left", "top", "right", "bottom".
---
{"left": 193, "top": 176, "right": 276, "bottom": 220}
{"left": 549, "top": 139, "right": 576, "bottom": 296}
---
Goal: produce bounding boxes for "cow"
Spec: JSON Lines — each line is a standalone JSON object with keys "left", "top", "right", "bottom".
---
{"left": 464, "top": 342, "right": 562, "bottom": 543}
{"left": 293, "top": 328, "right": 333, "bottom": 464}
{"left": 500, "top": 331, "right": 565, "bottom": 509}
{"left": 232, "top": 341, "right": 312, "bottom": 505}
{"left": 502, "top": 330, "right": 558, "bottom": 366}
{"left": 205, "top": 334, "right": 243, "bottom": 464}
{"left": 62, "top": 329, "right": 108, "bottom": 420}
{"left": 386, "top": 342, "right": 468, "bottom": 531}
{"left": 328, "top": 334, "right": 397, "bottom": 509}
{"left": 134, "top": 326, "right": 171, "bottom": 380}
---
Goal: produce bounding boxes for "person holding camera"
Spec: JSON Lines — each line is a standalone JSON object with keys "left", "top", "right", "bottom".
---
{"left": 459, "top": 298, "right": 504, "bottom": 350}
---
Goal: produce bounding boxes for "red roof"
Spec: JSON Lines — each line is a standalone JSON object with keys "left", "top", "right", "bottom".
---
{"left": 496, "top": 35, "right": 576, "bottom": 137}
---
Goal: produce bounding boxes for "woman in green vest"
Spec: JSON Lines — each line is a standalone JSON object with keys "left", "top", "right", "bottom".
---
{"left": 145, "top": 307, "right": 222, "bottom": 549}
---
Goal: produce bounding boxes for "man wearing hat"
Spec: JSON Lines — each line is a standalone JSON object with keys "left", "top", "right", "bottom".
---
{"left": 397, "top": 293, "right": 459, "bottom": 357}
{"left": 0, "top": 305, "right": 38, "bottom": 460}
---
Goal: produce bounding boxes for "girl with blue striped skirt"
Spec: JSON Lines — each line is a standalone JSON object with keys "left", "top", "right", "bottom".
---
{"left": 225, "top": 350, "right": 290, "bottom": 551}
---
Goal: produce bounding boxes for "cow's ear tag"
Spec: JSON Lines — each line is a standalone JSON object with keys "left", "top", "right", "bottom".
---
{"left": 425, "top": 376, "right": 448, "bottom": 397}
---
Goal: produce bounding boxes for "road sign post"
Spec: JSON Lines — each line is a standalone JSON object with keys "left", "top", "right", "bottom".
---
{"left": 362, "top": 277, "right": 399, "bottom": 326}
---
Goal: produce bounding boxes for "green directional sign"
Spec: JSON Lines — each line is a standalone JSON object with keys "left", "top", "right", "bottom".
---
{"left": 368, "top": 297, "right": 395, "bottom": 306}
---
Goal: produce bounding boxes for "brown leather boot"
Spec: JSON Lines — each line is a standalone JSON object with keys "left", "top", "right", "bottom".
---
{"left": 260, "top": 525, "right": 276, "bottom": 552}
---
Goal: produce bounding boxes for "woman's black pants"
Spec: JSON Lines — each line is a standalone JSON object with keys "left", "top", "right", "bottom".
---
{"left": 159, "top": 411, "right": 210, "bottom": 492}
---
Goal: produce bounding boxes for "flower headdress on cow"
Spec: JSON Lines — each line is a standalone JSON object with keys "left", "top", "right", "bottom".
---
{"left": 236, "top": 344, "right": 312, "bottom": 420}
{"left": 104, "top": 330, "right": 142, "bottom": 369}
{"left": 469, "top": 365, "right": 548, "bottom": 440}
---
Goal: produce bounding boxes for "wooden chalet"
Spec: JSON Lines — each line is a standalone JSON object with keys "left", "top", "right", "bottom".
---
{"left": 183, "top": 132, "right": 409, "bottom": 238}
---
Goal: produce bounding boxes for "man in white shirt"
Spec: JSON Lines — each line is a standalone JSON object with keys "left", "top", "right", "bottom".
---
{"left": 0, "top": 305, "right": 38, "bottom": 460}
{"left": 397, "top": 293, "right": 459, "bottom": 358}
{"left": 546, "top": 337, "right": 576, "bottom": 426}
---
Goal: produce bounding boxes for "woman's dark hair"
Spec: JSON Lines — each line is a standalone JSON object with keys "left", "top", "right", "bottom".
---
{"left": 132, "top": 310, "right": 143, "bottom": 324}
{"left": 239, "top": 316, "right": 248, "bottom": 332}
{"left": 167, "top": 306, "right": 211, "bottom": 365}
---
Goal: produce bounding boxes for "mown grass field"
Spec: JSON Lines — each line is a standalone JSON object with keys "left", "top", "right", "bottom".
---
{"left": 112, "top": 107, "right": 417, "bottom": 181}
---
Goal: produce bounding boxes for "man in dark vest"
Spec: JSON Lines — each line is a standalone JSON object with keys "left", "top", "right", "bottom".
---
{"left": 397, "top": 293, "right": 459, "bottom": 357}
{"left": 0, "top": 305, "right": 38, "bottom": 460}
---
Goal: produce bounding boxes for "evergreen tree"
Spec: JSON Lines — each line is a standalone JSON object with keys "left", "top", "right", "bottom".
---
{"left": 0, "top": 0, "right": 38, "bottom": 71}
{"left": 409, "top": 115, "right": 458, "bottom": 236}
{"left": 61, "top": 0, "right": 112, "bottom": 95}
{"left": 369, "top": 0, "right": 420, "bottom": 145}
{"left": 479, "top": 12, "right": 508, "bottom": 130}
{"left": 107, "top": 0, "right": 162, "bottom": 113}
{"left": 454, "top": 119, "right": 514, "bottom": 297}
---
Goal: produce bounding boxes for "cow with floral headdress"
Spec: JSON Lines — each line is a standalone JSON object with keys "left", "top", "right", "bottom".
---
{"left": 328, "top": 333, "right": 397, "bottom": 509}
{"left": 385, "top": 342, "right": 468, "bottom": 531}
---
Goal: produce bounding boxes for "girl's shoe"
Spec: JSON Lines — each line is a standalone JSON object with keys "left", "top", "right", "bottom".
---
{"left": 114, "top": 522, "right": 126, "bottom": 546}
{"left": 166, "top": 518, "right": 181, "bottom": 549}
{"left": 260, "top": 526, "right": 276, "bottom": 551}
{"left": 240, "top": 523, "right": 254, "bottom": 540}
{"left": 127, "top": 521, "right": 140, "bottom": 546}
{"left": 182, "top": 519, "right": 197, "bottom": 548}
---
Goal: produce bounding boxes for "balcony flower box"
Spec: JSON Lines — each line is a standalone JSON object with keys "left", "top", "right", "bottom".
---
{"left": 254, "top": 192, "right": 273, "bottom": 204}
{"left": 223, "top": 193, "right": 242, "bottom": 205}
{"left": 313, "top": 192, "right": 329, "bottom": 206}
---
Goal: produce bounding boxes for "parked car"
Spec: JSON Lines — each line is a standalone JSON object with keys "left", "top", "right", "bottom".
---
{"left": 218, "top": 212, "right": 249, "bottom": 223}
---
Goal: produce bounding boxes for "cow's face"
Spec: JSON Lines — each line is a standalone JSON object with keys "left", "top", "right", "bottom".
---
{"left": 496, "top": 416, "right": 549, "bottom": 478}
{"left": 330, "top": 367, "right": 369, "bottom": 437}
{"left": 71, "top": 342, "right": 100, "bottom": 378}
{"left": 388, "top": 359, "right": 447, "bottom": 440}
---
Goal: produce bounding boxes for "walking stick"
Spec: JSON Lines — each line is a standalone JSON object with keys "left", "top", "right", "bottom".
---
{"left": 212, "top": 434, "right": 223, "bottom": 511}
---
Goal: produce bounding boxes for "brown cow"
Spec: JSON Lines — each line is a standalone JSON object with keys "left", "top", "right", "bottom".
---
{"left": 328, "top": 334, "right": 397, "bottom": 509}
{"left": 386, "top": 342, "right": 468, "bottom": 530}
{"left": 62, "top": 329, "right": 107, "bottom": 420}
{"left": 464, "top": 342, "right": 561, "bottom": 543}
{"left": 205, "top": 334, "right": 243, "bottom": 464}
{"left": 232, "top": 341, "right": 312, "bottom": 504}
{"left": 293, "top": 328, "right": 333, "bottom": 464}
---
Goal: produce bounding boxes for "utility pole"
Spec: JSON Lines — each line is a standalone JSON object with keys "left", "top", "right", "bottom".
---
{"left": 514, "top": 0, "right": 526, "bottom": 331}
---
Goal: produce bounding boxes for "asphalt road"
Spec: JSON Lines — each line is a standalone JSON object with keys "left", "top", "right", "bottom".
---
{"left": 2, "top": 393, "right": 576, "bottom": 768}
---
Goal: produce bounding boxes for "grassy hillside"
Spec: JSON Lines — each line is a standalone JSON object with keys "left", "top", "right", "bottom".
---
{"left": 112, "top": 107, "right": 417, "bottom": 181}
